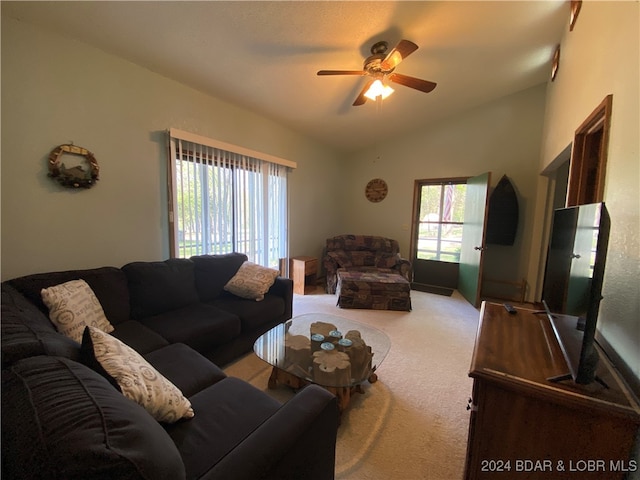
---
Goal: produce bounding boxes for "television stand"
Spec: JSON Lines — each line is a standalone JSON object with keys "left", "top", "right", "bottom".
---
{"left": 463, "top": 302, "right": 640, "bottom": 480}
{"left": 547, "top": 372, "right": 609, "bottom": 389}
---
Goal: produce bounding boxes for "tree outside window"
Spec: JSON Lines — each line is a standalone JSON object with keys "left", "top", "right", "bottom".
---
{"left": 416, "top": 182, "right": 467, "bottom": 263}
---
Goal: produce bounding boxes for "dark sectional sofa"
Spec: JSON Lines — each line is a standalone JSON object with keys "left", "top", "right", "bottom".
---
{"left": 1, "top": 253, "right": 339, "bottom": 480}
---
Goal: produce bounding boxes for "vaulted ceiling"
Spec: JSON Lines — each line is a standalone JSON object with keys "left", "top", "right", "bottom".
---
{"left": 2, "top": 1, "right": 569, "bottom": 152}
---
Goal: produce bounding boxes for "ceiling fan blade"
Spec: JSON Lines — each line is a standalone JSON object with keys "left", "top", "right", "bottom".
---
{"left": 380, "top": 39, "right": 419, "bottom": 70}
{"left": 353, "top": 79, "right": 374, "bottom": 106}
{"left": 317, "top": 70, "right": 366, "bottom": 76}
{"left": 388, "top": 73, "right": 437, "bottom": 93}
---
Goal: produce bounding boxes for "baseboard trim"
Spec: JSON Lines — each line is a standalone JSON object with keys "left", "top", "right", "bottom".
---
{"left": 411, "top": 282, "right": 454, "bottom": 297}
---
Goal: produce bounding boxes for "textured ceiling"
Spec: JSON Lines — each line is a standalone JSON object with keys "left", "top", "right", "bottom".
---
{"left": 2, "top": 1, "right": 569, "bottom": 153}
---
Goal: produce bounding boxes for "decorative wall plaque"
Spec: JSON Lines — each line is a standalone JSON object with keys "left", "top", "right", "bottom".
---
{"left": 48, "top": 144, "right": 99, "bottom": 189}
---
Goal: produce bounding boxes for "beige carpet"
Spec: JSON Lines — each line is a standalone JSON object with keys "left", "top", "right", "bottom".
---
{"left": 223, "top": 288, "right": 481, "bottom": 480}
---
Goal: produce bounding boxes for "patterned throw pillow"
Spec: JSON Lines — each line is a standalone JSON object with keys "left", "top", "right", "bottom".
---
{"left": 41, "top": 279, "right": 114, "bottom": 343}
{"left": 82, "top": 326, "right": 194, "bottom": 423}
{"left": 223, "top": 261, "right": 279, "bottom": 301}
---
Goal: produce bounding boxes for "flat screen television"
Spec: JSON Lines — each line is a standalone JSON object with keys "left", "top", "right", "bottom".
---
{"left": 541, "top": 202, "right": 610, "bottom": 385}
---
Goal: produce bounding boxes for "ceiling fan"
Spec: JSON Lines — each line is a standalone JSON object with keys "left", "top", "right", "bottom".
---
{"left": 317, "top": 39, "right": 437, "bottom": 106}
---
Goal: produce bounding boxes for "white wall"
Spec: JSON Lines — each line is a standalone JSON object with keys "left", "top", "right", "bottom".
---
{"left": 1, "top": 16, "right": 345, "bottom": 280}
{"left": 342, "top": 85, "right": 548, "bottom": 296}
{"left": 538, "top": 2, "right": 640, "bottom": 382}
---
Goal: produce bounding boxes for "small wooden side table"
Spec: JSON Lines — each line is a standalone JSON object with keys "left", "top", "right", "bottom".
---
{"left": 290, "top": 256, "right": 317, "bottom": 295}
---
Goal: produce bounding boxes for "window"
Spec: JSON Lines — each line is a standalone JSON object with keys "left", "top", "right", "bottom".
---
{"left": 415, "top": 180, "right": 467, "bottom": 262}
{"left": 167, "top": 129, "right": 294, "bottom": 269}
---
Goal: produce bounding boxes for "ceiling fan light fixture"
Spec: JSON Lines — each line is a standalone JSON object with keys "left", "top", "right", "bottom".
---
{"left": 318, "top": 39, "right": 434, "bottom": 106}
{"left": 364, "top": 79, "right": 394, "bottom": 101}
{"left": 385, "top": 51, "right": 403, "bottom": 69}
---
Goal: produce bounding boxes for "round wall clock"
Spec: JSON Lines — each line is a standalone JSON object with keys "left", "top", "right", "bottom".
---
{"left": 365, "top": 178, "right": 388, "bottom": 203}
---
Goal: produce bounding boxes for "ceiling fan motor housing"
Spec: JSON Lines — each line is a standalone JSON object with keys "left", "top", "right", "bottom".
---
{"left": 365, "top": 41, "right": 394, "bottom": 76}
{"left": 370, "top": 41, "right": 389, "bottom": 55}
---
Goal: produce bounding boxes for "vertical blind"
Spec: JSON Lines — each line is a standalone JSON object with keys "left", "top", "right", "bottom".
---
{"left": 167, "top": 129, "right": 294, "bottom": 268}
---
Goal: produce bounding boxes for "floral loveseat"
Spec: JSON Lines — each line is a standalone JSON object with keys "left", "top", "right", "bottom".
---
{"left": 323, "top": 235, "right": 412, "bottom": 294}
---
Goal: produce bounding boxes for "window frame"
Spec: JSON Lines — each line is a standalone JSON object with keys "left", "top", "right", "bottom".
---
{"left": 410, "top": 177, "right": 468, "bottom": 264}
{"left": 167, "top": 129, "right": 294, "bottom": 268}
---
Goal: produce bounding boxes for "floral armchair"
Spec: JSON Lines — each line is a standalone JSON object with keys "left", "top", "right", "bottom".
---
{"left": 323, "top": 234, "right": 412, "bottom": 294}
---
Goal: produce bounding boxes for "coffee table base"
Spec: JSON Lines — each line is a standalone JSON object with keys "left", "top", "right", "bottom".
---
{"left": 268, "top": 366, "right": 377, "bottom": 413}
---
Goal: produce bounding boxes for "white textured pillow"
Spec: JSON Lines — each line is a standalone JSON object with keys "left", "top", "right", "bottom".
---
{"left": 84, "top": 326, "right": 194, "bottom": 423}
{"left": 41, "top": 279, "right": 114, "bottom": 343}
{"left": 224, "top": 261, "right": 280, "bottom": 301}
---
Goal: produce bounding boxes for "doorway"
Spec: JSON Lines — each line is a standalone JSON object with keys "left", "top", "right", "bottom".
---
{"left": 410, "top": 172, "right": 491, "bottom": 307}
{"left": 567, "top": 95, "right": 612, "bottom": 206}
{"left": 538, "top": 95, "right": 612, "bottom": 301}
{"left": 410, "top": 177, "right": 467, "bottom": 295}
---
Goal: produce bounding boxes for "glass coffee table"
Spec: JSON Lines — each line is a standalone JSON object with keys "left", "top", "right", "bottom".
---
{"left": 253, "top": 313, "right": 391, "bottom": 412}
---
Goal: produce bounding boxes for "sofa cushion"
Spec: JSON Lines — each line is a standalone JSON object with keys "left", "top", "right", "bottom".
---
{"left": 327, "top": 234, "right": 398, "bottom": 253}
{"left": 1, "top": 322, "right": 81, "bottom": 368}
{"left": 81, "top": 327, "right": 194, "bottom": 423}
{"left": 191, "top": 253, "right": 248, "bottom": 301}
{"left": 111, "top": 320, "right": 170, "bottom": 354}
{"left": 224, "top": 261, "right": 280, "bottom": 301}
{"left": 348, "top": 251, "right": 377, "bottom": 267}
{"left": 375, "top": 253, "right": 402, "bottom": 269}
{"left": 2, "top": 355, "right": 185, "bottom": 480}
{"left": 1, "top": 283, "right": 60, "bottom": 333}
{"left": 138, "top": 303, "right": 241, "bottom": 352}
{"left": 41, "top": 279, "right": 115, "bottom": 343}
{"left": 7, "top": 267, "right": 131, "bottom": 325}
{"left": 165, "top": 377, "right": 281, "bottom": 480}
{"left": 2, "top": 284, "right": 81, "bottom": 366}
{"left": 326, "top": 250, "right": 352, "bottom": 267}
{"left": 211, "top": 292, "right": 286, "bottom": 332}
{"left": 123, "top": 259, "right": 200, "bottom": 319}
{"left": 143, "top": 343, "right": 227, "bottom": 397}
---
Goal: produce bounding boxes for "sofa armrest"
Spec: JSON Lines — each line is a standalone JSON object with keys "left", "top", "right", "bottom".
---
{"left": 394, "top": 258, "right": 412, "bottom": 281}
{"left": 267, "top": 277, "right": 293, "bottom": 320}
{"left": 323, "top": 253, "right": 342, "bottom": 294}
{"left": 205, "top": 385, "right": 338, "bottom": 480}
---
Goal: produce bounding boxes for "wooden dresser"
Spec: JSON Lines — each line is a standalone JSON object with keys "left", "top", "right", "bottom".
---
{"left": 464, "top": 302, "right": 640, "bottom": 480}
